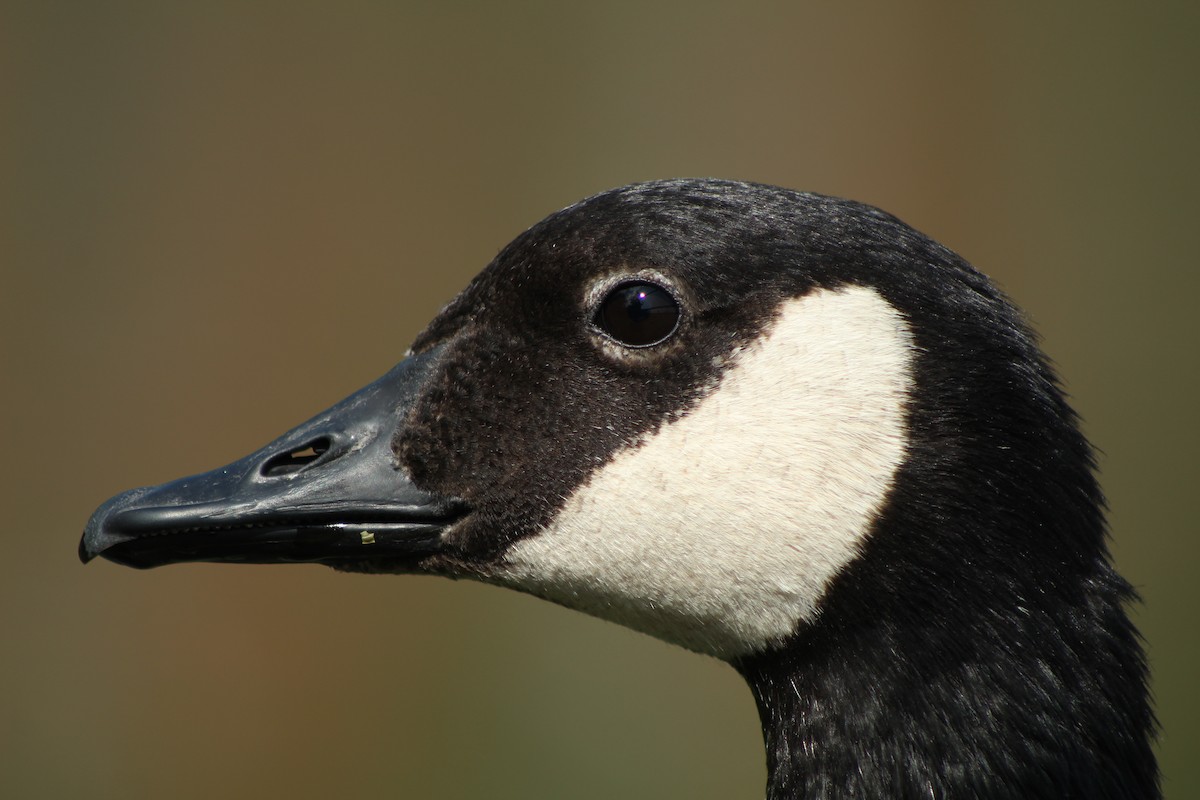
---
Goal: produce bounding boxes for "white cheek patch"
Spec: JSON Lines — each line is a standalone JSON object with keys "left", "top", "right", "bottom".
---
{"left": 495, "top": 286, "right": 915, "bottom": 659}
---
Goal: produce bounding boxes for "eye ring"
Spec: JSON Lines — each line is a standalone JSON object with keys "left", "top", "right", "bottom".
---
{"left": 592, "top": 280, "right": 682, "bottom": 348}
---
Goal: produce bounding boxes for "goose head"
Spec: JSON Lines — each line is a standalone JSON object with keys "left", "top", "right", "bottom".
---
{"left": 81, "top": 179, "right": 1158, "bottom": 799}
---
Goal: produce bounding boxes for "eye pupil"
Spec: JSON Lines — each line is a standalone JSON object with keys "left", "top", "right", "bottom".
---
{"left": 596, "top": 281, "right": 680, "bottom": 347}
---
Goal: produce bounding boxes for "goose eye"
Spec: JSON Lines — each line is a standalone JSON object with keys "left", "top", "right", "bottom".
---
{"left": 594, "top": 281, "right": 681, "bottom": 347}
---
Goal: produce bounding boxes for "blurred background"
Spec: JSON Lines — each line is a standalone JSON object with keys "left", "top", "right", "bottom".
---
{"left": 3, "top": 3, "right": 1196, "bottom": 798}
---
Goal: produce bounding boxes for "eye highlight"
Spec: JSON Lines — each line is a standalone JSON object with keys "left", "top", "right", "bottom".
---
{"left": 594, "top": 281, "right": 681, "bottom": 347}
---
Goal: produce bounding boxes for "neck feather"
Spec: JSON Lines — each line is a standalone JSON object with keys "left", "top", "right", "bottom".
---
{"left": 734, "top": 562, "right": 1158, "bottom": 800}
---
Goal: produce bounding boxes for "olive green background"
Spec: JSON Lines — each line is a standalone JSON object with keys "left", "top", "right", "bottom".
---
{"left": 3, "top": 3, "right": 1196, "bottom": 798}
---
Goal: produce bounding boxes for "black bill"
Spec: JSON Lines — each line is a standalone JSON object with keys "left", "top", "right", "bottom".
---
{"left": 79, "top": 345, "right": 465, "bottom": 569}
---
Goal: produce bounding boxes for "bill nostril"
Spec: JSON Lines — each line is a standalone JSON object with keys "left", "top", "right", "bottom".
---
{"left": 261, "top": 436, "right": 332, "bottom": 477}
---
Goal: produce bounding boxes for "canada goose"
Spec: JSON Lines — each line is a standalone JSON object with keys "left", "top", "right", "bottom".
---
{"left": 81, "top": 179, "right": 1159, "bottom": 799}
